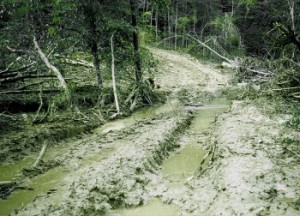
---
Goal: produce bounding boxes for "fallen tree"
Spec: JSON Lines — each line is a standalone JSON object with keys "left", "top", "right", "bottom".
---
{"left": 33, "top": 36, "right": 71, "bottom": 101}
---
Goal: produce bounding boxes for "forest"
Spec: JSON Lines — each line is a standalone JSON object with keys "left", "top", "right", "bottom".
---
{"left": 0, "top": 0, "right": 300, "bottom": 215}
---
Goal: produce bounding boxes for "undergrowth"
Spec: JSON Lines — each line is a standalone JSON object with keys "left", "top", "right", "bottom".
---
{"left": 224, "top": 54, "right": 300, "bottom": 129}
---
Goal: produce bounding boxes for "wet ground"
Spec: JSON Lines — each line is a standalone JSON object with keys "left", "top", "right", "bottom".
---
{"left": 1, "top": 48, "right": 300, "bottom": 216}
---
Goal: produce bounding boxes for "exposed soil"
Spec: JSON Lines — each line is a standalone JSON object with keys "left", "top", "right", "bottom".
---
{"left": 1, "top": 47, "right": 300, "bottom": 216}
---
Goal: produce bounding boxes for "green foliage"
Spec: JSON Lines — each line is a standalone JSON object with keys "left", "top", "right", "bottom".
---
{"left": 287, "top": 110, "right": 300, "bottom": 129}
{"left": 139, "top": 27, "right": 156, "bottom": 45}
{"left": 178, "top": 16, "right": 192, "bottom": 30}
{"left": 239, "top": 0, "right": 257, "bottom": 7}
{"left": 211, "top": 14, "right": 244, "bottom": 54}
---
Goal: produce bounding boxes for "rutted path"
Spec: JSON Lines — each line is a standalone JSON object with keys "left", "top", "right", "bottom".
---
{"left": 2, "top": 47, "right": 300, "bottom": 216}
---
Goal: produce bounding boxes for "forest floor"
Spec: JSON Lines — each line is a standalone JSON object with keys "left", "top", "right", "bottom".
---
{"left": 1, "top": 48, "right": 300, "bottom": 216}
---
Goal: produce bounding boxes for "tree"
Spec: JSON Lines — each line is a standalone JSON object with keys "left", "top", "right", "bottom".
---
{"left": 130, "top": 0, "right": 142, "bottom": 83}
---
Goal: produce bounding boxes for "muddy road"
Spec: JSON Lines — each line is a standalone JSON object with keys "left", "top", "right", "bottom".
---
{"left": 1, "top": 48, "right": 300, "bottom": 216}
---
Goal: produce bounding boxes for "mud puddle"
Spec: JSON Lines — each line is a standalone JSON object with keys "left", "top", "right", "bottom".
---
{"left": 115, "top": 100, "right": 228, "bottom": 216}
{"left": 162, "top": 141, "right": 205, "bottom": 188}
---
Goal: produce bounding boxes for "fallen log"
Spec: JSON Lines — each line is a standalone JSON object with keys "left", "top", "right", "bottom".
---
{"left": 246, "top": 68, "right": 273, "bottom": 76}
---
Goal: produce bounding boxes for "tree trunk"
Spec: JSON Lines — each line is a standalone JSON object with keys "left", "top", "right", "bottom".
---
{"left": 168, "top": 10, "right": 172, "bottom": 46}
{"left": 91, "top": 41, "right": 102, "bottom": 92}
{"left": 82, "top": 3, "right": 103, "bottom": 93}
{"left": 110, "top": 34, "right": 120, "bottom": 114}
{"left": 33, "top": 36, "right": 71, "bottom": 101}
{"left": 155, "top": 8, "right": 159, "bottom": 42}
{"left": 287, "top": 0, "right": 295, "bottom": 31}
{"left": 130, "top": 0, "right": 142, "bottom": 83}
{"left": 193, "top": 8, "right": 197, "bottom": 33}
{"left": 174, "top": 0, "right": 178, "bottom": 50}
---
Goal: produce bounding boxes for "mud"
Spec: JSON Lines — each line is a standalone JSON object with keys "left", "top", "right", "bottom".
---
{"left": 153, "top": 102, "right": 300, "bottom": 216}
{"left": 2, "top": 47, "right": 299, "bottom": 216}
{"left": 10, "top": 113, "right": 192, "bottom": 216}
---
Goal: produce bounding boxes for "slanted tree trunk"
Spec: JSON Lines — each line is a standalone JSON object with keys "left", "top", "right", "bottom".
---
{"left": 33, "top": 36, "right": 71, "bottom": 101}
{"left": 130, "top": 0, "right": 142, "bottom": 83}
